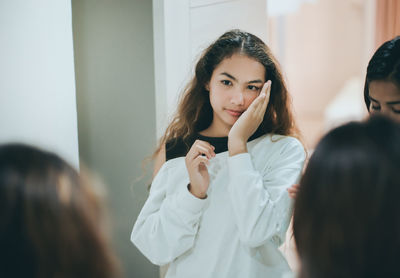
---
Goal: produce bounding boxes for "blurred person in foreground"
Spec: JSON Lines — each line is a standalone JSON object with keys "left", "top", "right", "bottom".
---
{"left": 292, "top": 115, "right": 400, "bottom": 278}
{"left": 0, "top": 143, "right": 120, "bottom": 278}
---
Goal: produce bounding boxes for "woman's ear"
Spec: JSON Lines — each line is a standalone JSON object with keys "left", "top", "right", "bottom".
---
{"left": 205, "top": 82, "right": 210, "bottom": 92}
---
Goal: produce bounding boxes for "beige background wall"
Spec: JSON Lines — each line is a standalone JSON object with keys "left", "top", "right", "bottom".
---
{"left": 269, "top": 0, "right": 372, "bottom": 148}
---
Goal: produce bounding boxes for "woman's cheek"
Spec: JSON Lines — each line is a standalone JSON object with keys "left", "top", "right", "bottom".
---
{"left": 245, "top": 94, "right": 258, "bottom": 108}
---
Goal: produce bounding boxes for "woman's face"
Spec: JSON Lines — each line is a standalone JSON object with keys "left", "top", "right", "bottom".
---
{"left": 206, "top": 54, "right": 266, "bottom": 135}
{"left": 368, "top": 80, "right": 400, "bottom": 122}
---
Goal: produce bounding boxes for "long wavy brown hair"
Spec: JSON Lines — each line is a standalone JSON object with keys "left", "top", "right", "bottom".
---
{"left": 156, "top": 29, "right": 299, "bottom": 155}
{"left": 0, "top": 144, "right": 120, "bottom": 278}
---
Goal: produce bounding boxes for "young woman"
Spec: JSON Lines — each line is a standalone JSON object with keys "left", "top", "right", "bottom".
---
{"left": 292, "top": 115, "right": 400, "bottom": 278}
{"left": 364, "top": 36, "right": 400, "bottom": 122}
{"left": 0, "top": 144, "right": 120, "bottom": 278}
{"left": 131, "top": 29, "right": 305, "bottom": 278}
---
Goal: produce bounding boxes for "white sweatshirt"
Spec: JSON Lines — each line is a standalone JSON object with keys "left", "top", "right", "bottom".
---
{"left": 131, "top": 134, "right": 305, "bottom": 278}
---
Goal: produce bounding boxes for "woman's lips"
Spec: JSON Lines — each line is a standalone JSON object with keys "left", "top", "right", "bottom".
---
{"left": 225, "top": 109, "right": 243, "bottom": 117}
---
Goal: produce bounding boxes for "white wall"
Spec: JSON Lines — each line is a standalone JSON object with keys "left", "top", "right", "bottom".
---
{"left": 0, "top": 0, "right": 79, "bottom": 168}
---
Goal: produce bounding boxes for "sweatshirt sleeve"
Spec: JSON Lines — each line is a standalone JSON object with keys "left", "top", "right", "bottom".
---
{"left": 227, "top": 137, "right": 305, "bottom": 248}
{"left": 130, "top": 164, "right": 208, "bottom": 265}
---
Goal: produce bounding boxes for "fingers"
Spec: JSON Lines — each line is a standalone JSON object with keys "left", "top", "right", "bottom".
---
{"left": 287, "top": 184, "right": 300, "bottom": 199}
{"left": 288, "top": 192, "right": 297, "bottom": 199}
{"left": 186, "top": 140, "right": 216, "bottom": 162}
{"left": 246, "top": 81, "right": 271, "bottom": 116}
{"left": 245, "top": 88, "right": 266, "bottom": 116}
{"left": 187, "top": 147, "right": 210, "bottom": 176}
{"left": 287, "top": 184, "right": 300, "bottom": 192}
{"left": 245, "top": 94, "right": 262, "bottom": 114}
{"left": 255, "top": 81, "right": 271, "bottom": 117}
{"left": 196, "top": 140, "right": 216, "bottom": 159}
{"left": 193, "top": 154, "right": 210, "bottom": 167}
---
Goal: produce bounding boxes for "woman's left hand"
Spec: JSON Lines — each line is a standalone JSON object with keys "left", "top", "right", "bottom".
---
{"left": 287, "top": 184, "right": 300, "bottom": 199}
{"left": 228, "top": 80, "right": 271, "bottom": 156}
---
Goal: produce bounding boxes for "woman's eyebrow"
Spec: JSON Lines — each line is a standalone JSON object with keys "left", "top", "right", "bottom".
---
{"left": 369, "top": 96, "right": 379, "bottom": 102}
{"left": 220, "top": 72, "right": 263, "bottom": 84}
{"left": 369, "top": 96, "right": 400, "bottom": 105}
{"left": 220, "top": 72, "right": 236, "bottom": 80}
{"left": 386, "top": 100, "right": 400, "bottom": 105}
{"left": 248, "top": 79, "right": 263, "bottom": 84}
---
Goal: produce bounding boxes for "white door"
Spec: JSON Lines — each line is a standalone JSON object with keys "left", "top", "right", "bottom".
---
{"left": 153, "top": 0, "right": 269, "bottom": 139}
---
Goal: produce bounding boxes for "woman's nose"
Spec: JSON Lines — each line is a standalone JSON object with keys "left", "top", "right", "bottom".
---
{"left": 230, "top": 89, "right": 244, "bottom": 106}
{"left": 379, "top": 106, "right": 392, "bottom": 117}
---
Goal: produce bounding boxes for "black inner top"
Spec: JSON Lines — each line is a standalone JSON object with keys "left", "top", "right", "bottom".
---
{"left": 166, "top": 130, "right": 264, "bottom": 161}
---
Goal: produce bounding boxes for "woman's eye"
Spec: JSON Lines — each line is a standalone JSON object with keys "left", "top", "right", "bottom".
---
{"left": 392, "top": 108, "right": 400, "bottom": 114}
{"left": 371, "top": 105, "right": 380, "bottom": 111}
{"left": 247, "top": 85, "right": 260, "bottom": 91}
{"left": 221, "top": 80, "right": 232, "bottom": 86}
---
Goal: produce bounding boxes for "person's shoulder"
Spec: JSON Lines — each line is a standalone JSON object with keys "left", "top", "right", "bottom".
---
{"left": 156, "top": 146, "right": 186, "bottom": 174}
{"left": 253, "top": 134, "right": 303, "bottom": 148}
{"left": 272, "top": 135, "right": 303, "bottom": 149}
{"left": 150, "top": 156, "right": 186, "bottom": 193}
{"left": 250, "top": 134, "right": 305, "bottom": 157}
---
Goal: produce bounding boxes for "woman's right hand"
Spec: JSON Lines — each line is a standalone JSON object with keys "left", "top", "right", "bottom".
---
{"left": 185, "top": 140, "right": 216, "bottom": 199}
